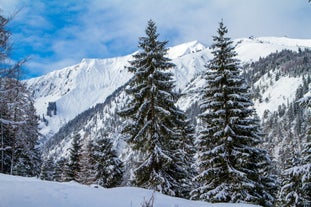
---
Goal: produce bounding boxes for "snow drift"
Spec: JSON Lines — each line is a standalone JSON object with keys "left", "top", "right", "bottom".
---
{"left": 0, "top": 173, "right": 260, "bottom": 207}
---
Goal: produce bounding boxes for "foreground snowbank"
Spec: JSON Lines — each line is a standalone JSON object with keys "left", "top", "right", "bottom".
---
{"left": 0, "top": 173, "right": 260, "bottom": 207}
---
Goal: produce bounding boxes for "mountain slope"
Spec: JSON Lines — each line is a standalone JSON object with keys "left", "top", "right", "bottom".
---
{"left": 26, "top": 41, "right": 208, "bottom": 140}
{"left": 26, "top": 56, "right": 133, "bottom": 139}
{"left": 235, "top": 36, "right": 311, "bottom": 62}
{"left": 26, "top": 36, "right": 311, "bottom": 141}
{"left": 25, "top": 36, "right": 311, "bottom": 160}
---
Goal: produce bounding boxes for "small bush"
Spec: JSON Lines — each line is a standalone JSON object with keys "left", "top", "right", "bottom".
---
{"left": 140, "top": 192, "right": 155, "bottom": 207}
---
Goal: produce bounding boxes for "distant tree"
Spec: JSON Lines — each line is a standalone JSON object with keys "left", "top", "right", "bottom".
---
{"left": 40, "top": 157, "right": 55, "bottom": 181}
{"left": 85, "top": 138, "right": 123, "bottom": 188}
{"left": 279, "top": 97, "right": 311, "bottom": 206}
{"left": 65, "top": 134, "right": 82, "bottom": 182}
{"left": 119, "top": 20, "right": 195, "bottom": 197}
{"left": 190, "top": 21, "right": 277, "bottom": 206}
{"left": 53, "top": 157, "right": 67, "bottom": 182}
{"left": 78, "top": 143, "right": 92, "bottom": 184}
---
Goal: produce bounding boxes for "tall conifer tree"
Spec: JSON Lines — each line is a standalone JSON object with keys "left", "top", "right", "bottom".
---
{"left": 119, "top": 20, "right": 195, "bottom": 197}
{"left": 0, "top": 12, "right": 40, "bottom": 176}
{"left": 40, "top": 157, "right": 55, "bottom": 181}
{"left": 85, "top": 138, "right": 123, "bottom": 188}
{"left": 191, "top": 21, "right": 277, "bottom": 206}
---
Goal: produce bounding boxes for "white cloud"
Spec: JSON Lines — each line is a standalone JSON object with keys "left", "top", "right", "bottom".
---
{"left": 0, "top": 0, "right": 20, "bottom": 14}
{"left": 82, "top": 0, "right": 311, "bottom": 46}
{"left": 4, "top": 0, "right": 311, "bottom": 77}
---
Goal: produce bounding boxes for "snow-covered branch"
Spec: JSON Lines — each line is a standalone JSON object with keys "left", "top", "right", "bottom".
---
{"left": 0, "top": 118, "right": 26, "bottom": 125}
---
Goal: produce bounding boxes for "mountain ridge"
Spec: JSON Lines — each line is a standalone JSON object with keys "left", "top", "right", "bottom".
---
{"left": 25, "top": 36, "right": 311, "bottom": 143}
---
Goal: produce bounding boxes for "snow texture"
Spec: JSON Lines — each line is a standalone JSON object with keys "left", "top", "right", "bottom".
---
{"left": 0, "top": 173, "right": 260, "bottom": 207}
{"left": 254, "top": 76, "right": 302, "bottom": 118}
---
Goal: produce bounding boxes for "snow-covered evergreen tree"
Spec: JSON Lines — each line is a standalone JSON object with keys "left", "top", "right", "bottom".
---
{"left": 0, "top": 12, "right": 41, "bottom": 177}
{"left": 77, "top": 143, "right": 92, "bottom": 184}
{"left": 85, "top": 138, "right": 123, "bottom": 188}
{"left": 65, "top": 134, "right": 82, "bottom": 182}
{"left": 0, "top": 11, "right": 16, "bottom": 174}
{"left": 119, "top": 20, "right": 195, "bottom": 197}
{"left": 303, "top": 130, "right": 311, "bottom": 205}
{"left": 11, "top": 81, "right": 41, "bottom": 177}
{"left": 0, "top": 65, "right": 41, "bottom": 177}
{"left": 171, "top": 113, "right": 197, "bottom": 198}
{"left": 279, "top": 97, "right": 311, "bottom": 206}
{"left": 191, "top": 21, "right": 277, "bottom": 206}
{"left": 40, "top": 157, "right": 55, "bottom": 181}
{"left": 53, "top": 157, "right": 67, "bottom": 182}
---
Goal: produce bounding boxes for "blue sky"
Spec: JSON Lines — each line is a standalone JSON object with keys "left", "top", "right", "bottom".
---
{"left": 1, "top": 0, "right": 310, "bottom": 79}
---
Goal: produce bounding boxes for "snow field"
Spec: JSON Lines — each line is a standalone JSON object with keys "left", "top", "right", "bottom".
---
{"left": 0, "top": 174, "right": 260, "bottom": 207}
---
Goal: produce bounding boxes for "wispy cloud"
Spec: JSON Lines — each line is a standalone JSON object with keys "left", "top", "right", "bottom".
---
{"left": 1, "top": 0, "right": 311, "bottom": 78}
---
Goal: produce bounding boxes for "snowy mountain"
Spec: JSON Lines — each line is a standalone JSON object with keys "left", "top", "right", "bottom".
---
{"left": 0, "top": 173, "right": 259, "bottom": 207}
{"left": 25, "top": 36, "right": 311, "bottom": 141}
{"left": 26, "top": 40, "right": 207, "bottom": 140}
{"left": 234, "top": 36, "right": 311, "bottom": 62}
{"left": 26, "top": 55, "right": 133, "bottom": 139}
{"left": 177, "top": 36, "right": 311, "bottom": 114}
{"left": 25, "top": 36, "right": 311, "bottom": 167}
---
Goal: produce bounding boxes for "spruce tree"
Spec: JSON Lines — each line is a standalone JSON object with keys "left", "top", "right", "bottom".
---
{"left": 40, "top": 157, "right": 55, "bottom": 181}
{"left": 53, "top": 157, "right": 67, "bottom": 182}
{"left": 65, "top": 134, "right": 82, "bottom": 182}
{"left": 191, "top": 21, "right": 277, "bottom": 206}
{"left": 86, "top": 138, "right": 123, "bottom": 188}
{"left": 78, "top": 143, "right": 92, "bottom": 184}
{"left": 119, "top": 20, "right": 195, "bottom": 197}
{"left": 170, "top": 113, "right": 197, "bottom": 198}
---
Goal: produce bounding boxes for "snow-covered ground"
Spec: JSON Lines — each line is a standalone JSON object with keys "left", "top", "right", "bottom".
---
{"left": 0, "top": 173, "right": 260, "bottom": 207}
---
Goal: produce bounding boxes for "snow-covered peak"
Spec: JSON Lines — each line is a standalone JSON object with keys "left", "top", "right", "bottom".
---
{"left": 234, "top": 36, "right": 311, "bottom": 62}
{"left": 254, "top": 36, "right": 311, "bottom": 47}
{"left": 25, "top": 40, "right": 211, "bottom": 140}
{"left": 26, "top": 55, "right": 133, "bottom": 138}
{"left": 168, "top": 40, "right": 206, "bottom": 59}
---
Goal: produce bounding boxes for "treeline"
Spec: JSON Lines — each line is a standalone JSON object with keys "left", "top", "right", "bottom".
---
{"left": 40, "top": 133, "right": 123, "bottom": 188}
